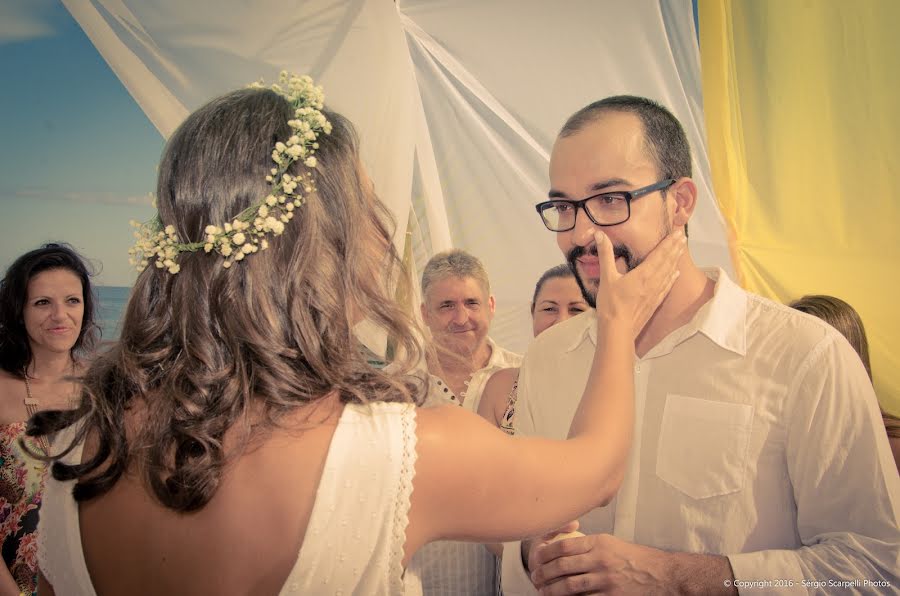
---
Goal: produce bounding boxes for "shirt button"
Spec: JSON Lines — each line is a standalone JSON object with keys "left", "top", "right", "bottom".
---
{"left": 635, "top": 364, "right": 641, "bottom": 373}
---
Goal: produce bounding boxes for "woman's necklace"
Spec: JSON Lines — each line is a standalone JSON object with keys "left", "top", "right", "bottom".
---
{"left": 23, "top": 360, "right": 76, "bottom": 455}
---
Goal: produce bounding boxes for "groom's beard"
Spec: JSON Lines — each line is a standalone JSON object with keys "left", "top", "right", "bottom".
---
{"left": 566, "top": 243, "right": 641, "bottom": 308}
{"left": 565, "top": 216, "right": 673, "bottom": 308}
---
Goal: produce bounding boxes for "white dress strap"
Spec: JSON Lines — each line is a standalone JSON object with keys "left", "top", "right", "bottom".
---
{"left": 37, "top": 402, "right": 422, "bottom": 595}
{"left": 37, "top": 423, "right": 98, "bottom": 596}
{"left": 280, "top": 401, "right": 421, "bottom": 595}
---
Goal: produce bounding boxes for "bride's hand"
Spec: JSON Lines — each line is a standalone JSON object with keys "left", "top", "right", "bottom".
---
{"left": 594, "top": 229, "right": 686, "bottom": 337}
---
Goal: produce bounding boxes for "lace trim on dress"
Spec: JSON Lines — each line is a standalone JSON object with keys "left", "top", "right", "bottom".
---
{"left": 392, "top": 403, "right": 418, "bottom": 593}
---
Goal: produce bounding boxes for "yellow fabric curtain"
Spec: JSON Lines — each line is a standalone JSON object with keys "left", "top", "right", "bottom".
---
{"left": 699, "top": 0, "right": 900, "bottom": 414}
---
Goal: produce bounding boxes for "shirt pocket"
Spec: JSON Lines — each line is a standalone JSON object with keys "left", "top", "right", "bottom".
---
{"left": 655, "top": 394, "right": 754, "bottom": 499}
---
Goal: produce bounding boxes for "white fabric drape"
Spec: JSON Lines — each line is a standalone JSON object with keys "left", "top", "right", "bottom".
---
{"left": 62, "top": 0, "right": 731, "bottom": 353}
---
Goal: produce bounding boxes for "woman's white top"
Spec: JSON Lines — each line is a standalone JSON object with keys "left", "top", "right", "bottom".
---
{"left": 38, "top": 401, "right": 423, "bottom": 595}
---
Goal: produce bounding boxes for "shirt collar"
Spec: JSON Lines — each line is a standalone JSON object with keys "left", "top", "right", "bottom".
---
{"left": 568, "top": 268, "right": 747, "bottom": 357}
{"left": 485, "top": 337, "right": 518, "bottom": 368}
{"left": 690, "top": 268, "right": 747, "bottom": 356}
{"left": 565, "top": 310, "right": 598, "bottom": 353}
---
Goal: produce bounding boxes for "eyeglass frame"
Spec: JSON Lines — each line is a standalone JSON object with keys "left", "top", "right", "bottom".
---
{"left": 534, "top": 178, "right": 677, "bottom": 231}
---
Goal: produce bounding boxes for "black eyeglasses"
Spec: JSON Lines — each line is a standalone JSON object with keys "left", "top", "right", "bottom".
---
{"left": 535, "top": 178, "right": 676, "bottom": 231}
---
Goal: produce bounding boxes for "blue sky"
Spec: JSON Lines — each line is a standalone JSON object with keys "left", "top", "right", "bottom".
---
{"left": 0, "top": 0, "right": 162, "bottom": 286}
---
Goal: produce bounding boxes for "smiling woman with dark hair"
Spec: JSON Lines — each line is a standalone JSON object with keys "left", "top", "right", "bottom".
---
{"left": 0, "top": 242, "right": 98, "bottom": 595}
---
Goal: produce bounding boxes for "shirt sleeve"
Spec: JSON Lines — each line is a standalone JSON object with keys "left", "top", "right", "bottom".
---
{"left": 728, "top": 333, "right": 900, "bottom": 593}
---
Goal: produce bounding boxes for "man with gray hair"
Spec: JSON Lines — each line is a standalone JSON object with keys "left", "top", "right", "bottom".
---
{"left": 410, "top": 248, "right": 521, "bottom": 596}
{"left": 418, "top": 248, "right": 521, "bottom": 412}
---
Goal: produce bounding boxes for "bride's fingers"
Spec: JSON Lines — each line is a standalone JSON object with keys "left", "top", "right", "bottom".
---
{"left": 628, "top": 230, "right": 686, "bottom": 294}
{"left": 622, "top": 231, "right": 685, "bottom": 335}
{"left": 594, "top": 230, "right": 617, "bottom": 287}
{"left": 639, "top": 230, "right": 686, "bottom": 276}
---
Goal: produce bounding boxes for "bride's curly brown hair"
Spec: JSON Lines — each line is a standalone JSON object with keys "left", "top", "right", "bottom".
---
{"left": 29, "top": 87, "right": 423, "bottom": 511}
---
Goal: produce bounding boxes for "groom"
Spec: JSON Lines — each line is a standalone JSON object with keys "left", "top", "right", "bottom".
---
{"left": 502, "top": 95, "right": 900, "bottom": 594}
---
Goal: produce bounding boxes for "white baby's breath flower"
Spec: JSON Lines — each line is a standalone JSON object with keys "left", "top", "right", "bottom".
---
{"left": 132, "top": 73, "right": 329, "bottom": 274}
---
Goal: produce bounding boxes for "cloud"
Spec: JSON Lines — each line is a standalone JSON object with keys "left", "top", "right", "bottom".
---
{"left": 0, "top": 0, "right": 58, "bottom": 45}
{"left": 7, "top": 189, "right": 154, "bottom": 207}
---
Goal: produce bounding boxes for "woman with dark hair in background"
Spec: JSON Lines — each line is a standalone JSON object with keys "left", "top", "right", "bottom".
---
{"left": 790, "top": 294, "right": 900, "bottom": 473}
{"left": 479, "top": 264, "right": 589, "bottom": 434}
{"left": 34, "top": 75, "right": 684, "bottom": 594}
{"left": 0, "top": 243, "right": 98, "bottom": 595}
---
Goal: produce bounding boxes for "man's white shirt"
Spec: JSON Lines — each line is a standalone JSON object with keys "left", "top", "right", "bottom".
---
{"left": 501, "top": 269, "right": 900, "bottom": 595}
{"left": 422, "top": 337, "right": 522, "bottom": 412}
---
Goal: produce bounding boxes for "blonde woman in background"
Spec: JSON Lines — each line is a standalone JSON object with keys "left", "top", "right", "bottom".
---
{"left": 479, "top": 264, "right": 589, "bottom": 434}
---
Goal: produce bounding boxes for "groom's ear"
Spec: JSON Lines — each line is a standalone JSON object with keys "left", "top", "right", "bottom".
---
{"left": 669, "top": 178, "right": 697, "bottom": 233}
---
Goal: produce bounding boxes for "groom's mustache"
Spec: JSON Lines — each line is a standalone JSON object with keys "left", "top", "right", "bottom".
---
{"left": 566, "top": 243, "right": 637, "bottom": 271}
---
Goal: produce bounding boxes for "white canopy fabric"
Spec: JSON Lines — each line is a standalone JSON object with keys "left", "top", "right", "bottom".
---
{"left": 63, "top": 0, "right": 732, "bottom": 353}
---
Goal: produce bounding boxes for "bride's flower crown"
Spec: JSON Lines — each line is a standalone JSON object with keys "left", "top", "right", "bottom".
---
{"left": 128, "top": 72, "right": 332, "bottom": 274}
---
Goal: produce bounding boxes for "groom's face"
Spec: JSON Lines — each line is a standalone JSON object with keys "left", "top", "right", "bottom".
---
{"left": 548, "top": 112, "right": 672, "bottom": 306}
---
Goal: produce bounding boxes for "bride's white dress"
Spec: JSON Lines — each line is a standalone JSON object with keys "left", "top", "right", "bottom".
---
{"left": 38, "top": 401, "right": 423, "bottom": 595}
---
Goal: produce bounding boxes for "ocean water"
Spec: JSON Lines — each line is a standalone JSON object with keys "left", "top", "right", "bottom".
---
{"left": 95, "top": 286, "right": 131, "bottom": 341}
